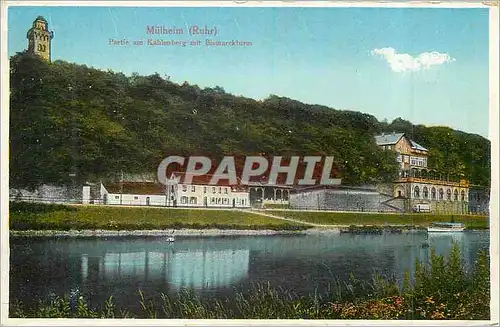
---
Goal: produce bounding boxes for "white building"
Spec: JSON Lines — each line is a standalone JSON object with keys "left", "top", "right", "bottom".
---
{"left": 100, "top": 182, "right": 168, "bottom": 206}
{"left": 98, "top": 173, "right": 250, "bottom": 208}
{"left": 165, "top": 172, "right": 250, "bottom": 208}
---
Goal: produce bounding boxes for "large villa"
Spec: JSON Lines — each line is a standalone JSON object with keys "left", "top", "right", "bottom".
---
{"left": 375, "top": 132, "right": 472, "bottom": 214}
{"left": 289, "top": 132, "right": 489, "bottom": 214}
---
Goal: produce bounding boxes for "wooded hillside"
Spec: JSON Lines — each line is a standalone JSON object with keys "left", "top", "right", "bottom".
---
{"left": 9, "top": 52, "right": 490, "bottom": 189}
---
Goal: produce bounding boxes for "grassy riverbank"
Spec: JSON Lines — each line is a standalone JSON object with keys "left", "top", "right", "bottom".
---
{"left": 9, "top": 202, "right": 489, "bottom": 231}
{"left": 9, "top": 202, "right": 308, "bottom": 231}
{"left": 10, "top": 245, "right": 489, "bottom": 319}
{"left": 267, "top": 210, "right": 489, "bottom": 229}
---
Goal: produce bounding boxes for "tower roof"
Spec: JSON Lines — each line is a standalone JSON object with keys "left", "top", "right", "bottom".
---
{"left": 35, "top": 16, "right": 47, "bottom": 22}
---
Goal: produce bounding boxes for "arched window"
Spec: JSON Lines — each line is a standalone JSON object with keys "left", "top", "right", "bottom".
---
{"left": 414, "top": 186, "right": 420, "bottom": 198}
{"left": 447, "top": 189, "right": 452, "bottom": 201}
{"left": 461, "top": 190, "right": 465, "bottom": 201}
{"left": 439, "top": 188, "right": 444, "bottom": 200}
{"left": 454, "top": 189, "right": 458, "bottom": 201}
{"left": 423, "top": 187, "right": 428, "bottom": 199}
{"left": 431, "top": 187, "right": 436, "bottom": 200}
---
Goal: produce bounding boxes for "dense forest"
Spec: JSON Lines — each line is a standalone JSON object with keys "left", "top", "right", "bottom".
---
{"left": 9, "top": 52, "right": 491, "bottom": 189}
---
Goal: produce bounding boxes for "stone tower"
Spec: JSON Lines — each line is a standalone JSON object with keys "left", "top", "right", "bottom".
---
{"left": 26, "top": 16, "right": 54, "bottom": 62}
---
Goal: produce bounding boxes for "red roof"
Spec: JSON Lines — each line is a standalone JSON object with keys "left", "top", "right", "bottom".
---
{"left": 169, "top": 172, "right": 243, "bottom": 186}
{"left": 104, "top": 182, "right": 165, "bottom": 195}
{"left": 164, "top": 156, "right": 339, "bottom": 186}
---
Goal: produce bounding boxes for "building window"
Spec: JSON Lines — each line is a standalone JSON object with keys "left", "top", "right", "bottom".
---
{"left": 191, "top": 185, "right": 196, "bottom": 192}
{"left": 413, "top": 186, "right": 420, "bottom": 198}
{"left": 212, "top": 187, "right": 216, "bottom": 194}
{"left": 134, "top": 196, "right": 138, "bottom": 200}
{"left": 219, "top": 187, "right": 222, "bottom": 194}
{"left": 454, "top": 189, "right": 458, "bottom": 201}
{"left": 190, "top": 197, "right": 197, "bottom": 204}
{"left": 423, "top": 187, "right": 428, "bottom": 199}
{"left": 224, "top": 188, "right": 228, "bottom": 194}
{"left": 181, "top": 196, "right": 188, "bottom": 204}
{"left": 461, "top": 190, "right": 465, "bottom": 201}
{"left": 439, "top": 188, "right": 444, "bottom": 200}
{"left": 431, "top": 187, "right": 436, "bottom": 200}
{"left": 204, "top": 187, "right": 207, "bottom": 194}
{"left": 211, "top": 197, "right": 215, "bottom": 204}
{"left": 447, "top": 189, "right": 452, "bottom": 201}
{"left": 182, "top": 185, "right": 187, "bottom": 192}
{"left": 115, "top": 196, "right": 120, "bottom": 199}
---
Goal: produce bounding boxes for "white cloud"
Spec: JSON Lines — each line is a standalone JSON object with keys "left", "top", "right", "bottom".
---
{"left": 371, "top": 47, "right": 455, "bottom": 72}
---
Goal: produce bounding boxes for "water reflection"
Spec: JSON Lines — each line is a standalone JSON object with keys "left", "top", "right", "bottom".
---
{"left": 81, "top": 248, "right": 249, "bottom": 290}
{"left": 10, "top": 232, "right": 489, "bottom": 311}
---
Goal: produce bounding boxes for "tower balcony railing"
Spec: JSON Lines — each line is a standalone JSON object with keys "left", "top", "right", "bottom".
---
{"left": 396, "top": 177, "right": 469, "bottom": 188}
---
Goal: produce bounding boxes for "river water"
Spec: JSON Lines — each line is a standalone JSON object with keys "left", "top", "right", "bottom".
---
{"left": 10, "top": 231, "right": 489, "bottom": 313}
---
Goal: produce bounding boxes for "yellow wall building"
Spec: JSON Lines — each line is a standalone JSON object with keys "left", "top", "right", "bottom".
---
{"left": 375, "top": 132, "right": 469, "bottom": 214}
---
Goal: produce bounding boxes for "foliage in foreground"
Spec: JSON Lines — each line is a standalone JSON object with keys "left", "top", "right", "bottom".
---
{"left": 10, "top": 245, "right": 490, "bottom": 320}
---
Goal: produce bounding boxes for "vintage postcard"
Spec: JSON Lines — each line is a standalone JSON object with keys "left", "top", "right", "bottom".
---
{"left": 1, "top": 1, "right": 498, "bottom": 325}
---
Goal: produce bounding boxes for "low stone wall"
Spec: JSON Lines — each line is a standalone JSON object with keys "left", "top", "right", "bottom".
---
{"left": 290, "top": 188, "right": 400, "bottom": 212}
{"left": 9, "top": 184, "right": 82, "bottom": 204}
{"left": 10, "top": 229, "right": 306, "bottom": 237}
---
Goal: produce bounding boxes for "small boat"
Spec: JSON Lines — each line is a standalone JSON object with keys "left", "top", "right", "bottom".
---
{"left": 166, "top": 230, "right": 175, "bottom": 242}
{"left": 427, "top": 222, "right": 465, "bottom": 233}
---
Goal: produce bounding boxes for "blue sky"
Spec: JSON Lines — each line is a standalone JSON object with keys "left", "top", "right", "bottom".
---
{"left": 7, "top": 6, "right": 490, "bottom": 137}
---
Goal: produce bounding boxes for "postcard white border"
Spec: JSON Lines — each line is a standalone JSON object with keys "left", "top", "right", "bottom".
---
{"left": 1, "top": 1, "right": 498, "bottom": 326}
